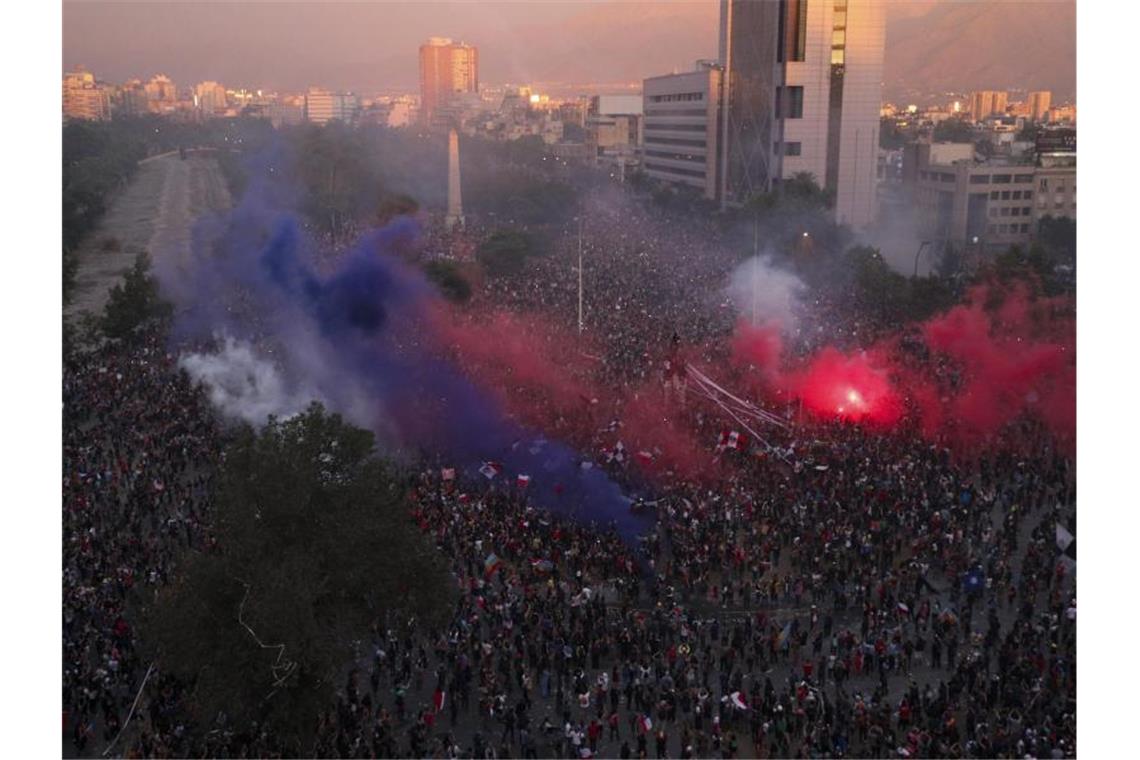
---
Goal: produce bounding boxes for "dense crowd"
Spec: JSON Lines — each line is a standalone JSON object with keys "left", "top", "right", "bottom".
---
{"left": 63, "top": 195, "right": 1076, "bottom": 758}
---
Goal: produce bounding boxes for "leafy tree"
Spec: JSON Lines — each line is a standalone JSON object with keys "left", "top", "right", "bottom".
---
{"left": 424, "top": 259, "right": 473, "bottom": 303}
{"left": 880, "top": 118, "right": 907, "bottom": 150}
{"left": 102, "top": 252, "right": 172, "bottom": 341}
{"left": 932, "top": 118, "right": 975, "bottom": 143}
{"left": 138, "top": 405, "right": 453, "bottom": 748}
{"left": 375, "top": 193, "right": 420, "bottom": 226}
{"left": 1036, "top": 215, "right": 1076, "bottom": 259}
{"left": 477, "top": 229, "right": 538, "bottom": 276}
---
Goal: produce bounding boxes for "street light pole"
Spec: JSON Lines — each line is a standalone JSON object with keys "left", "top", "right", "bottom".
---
{"left": 577, "top": 217, "right": 584, "bottom": 335}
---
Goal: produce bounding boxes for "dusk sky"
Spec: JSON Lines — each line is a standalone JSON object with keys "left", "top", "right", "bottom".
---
{"left": 63, "top": 1, "right": 1076, "bottom": 100}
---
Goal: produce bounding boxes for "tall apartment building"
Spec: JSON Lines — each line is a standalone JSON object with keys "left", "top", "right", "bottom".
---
{"left": 585, "top": 95, "right": 643, "bottom": 165}
{"left": 304, "top": 89, "right": 359, "bottom": 125}
{"left": 145, "top": 74, "right": 178, "bottom": 104}
{"left": 194, "top": 81, "right": 228, "bottom": 116}
{"left": 1027, "top": 91, "right": 1052, "bottom": 122}
{"left": 970, "top": 90, "right": 1008, "bottom": 121}
{"left": 63, "top": 68, "right": 110, "bottom": 121}
{"left": 419, "top": 37, "right": 479, "bottom": 127}
{"left": 643, "top": 62, "right": 723, "bottom": 200}
{"left": 718, "top": 0, "right": 884, "bottom": 227}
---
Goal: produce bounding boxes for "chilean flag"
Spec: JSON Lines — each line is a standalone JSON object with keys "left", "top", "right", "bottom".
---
{"left": 484, "top": 553, "right": 502, "bottom": 577}
{"left": 730, "top": 691, "right": 749, "bottom": 711}
{"left": 638, "top": 715, "right": 652, "bottom": 734}
{"left": 433, "top": 688, "right": 446, "bottom": 713}
{"left": 717, "top": 430, "right": 748, "bottom": 452}
{"left": 479, "top": 462, "right": 503, "bottom": 480}
{"left": 635, "top": 450, "right": 655, "bottom": 467}
{"left": 516, "top": 474, "right": 531, "bottom": 489}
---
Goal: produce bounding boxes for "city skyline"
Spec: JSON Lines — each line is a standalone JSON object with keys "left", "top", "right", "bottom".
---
{"left": 64, "top": 1, "right": 1076, "bottom": 102}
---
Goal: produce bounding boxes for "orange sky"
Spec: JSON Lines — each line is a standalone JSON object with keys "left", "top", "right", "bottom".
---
{"left": 63, "top": 1, "right": 1075, "bottom": 101}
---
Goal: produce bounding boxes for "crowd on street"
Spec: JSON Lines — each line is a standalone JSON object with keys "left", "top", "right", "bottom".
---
{"left": 63, "top": 196, "right": 1076, "bottom": 758}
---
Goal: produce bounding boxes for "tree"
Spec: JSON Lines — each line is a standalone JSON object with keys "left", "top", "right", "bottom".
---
{"left": 424, "top": 259, "right": 473, "bottom": 303}
{"left": 1036, "top": 215, "right": 1076, "bottom": 259}
{"left": 880, "top": 118, "right": 907, "bottom": 150}
{"left": 138, "top": 405, "right": 453, "bottom": 749}
{"left": 932, "top": 118, "right": 975, "bottom": 143}
{"left": 477, "top": 229, "right": 538, "bottom": 276}
{"left": 102, "top": 252, "right": 172, "bottom": 341}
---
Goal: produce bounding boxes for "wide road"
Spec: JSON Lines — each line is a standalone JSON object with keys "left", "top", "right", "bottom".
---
{"left": 65, "top": 153, "right": 231, "bottom": 321}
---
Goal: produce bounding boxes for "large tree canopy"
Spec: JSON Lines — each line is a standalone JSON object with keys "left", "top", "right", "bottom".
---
{"left": 138, "top": 404, "right": 453, "bottom": 749}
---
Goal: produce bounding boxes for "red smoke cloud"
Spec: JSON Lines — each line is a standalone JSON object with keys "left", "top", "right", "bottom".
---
{"left": 431, "top": 306, "right": 714, "bottom": 478}
{"left": 729, "top": 285, "right": 1075, "bottom": 453}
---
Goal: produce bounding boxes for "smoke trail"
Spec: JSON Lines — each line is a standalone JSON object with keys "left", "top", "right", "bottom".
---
{"left": 165, "top": 142, "right": 648, "bottom": 540}
{"left": 724, "top": 254, "right": 805, "bottom": 332}
{"left": 179, "top": 336, "right": 314, "bottom": 425}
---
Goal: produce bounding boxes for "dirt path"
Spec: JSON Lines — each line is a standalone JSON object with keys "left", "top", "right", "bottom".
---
{"left": 65, "top": 154, "right": 231, "bottom": 321}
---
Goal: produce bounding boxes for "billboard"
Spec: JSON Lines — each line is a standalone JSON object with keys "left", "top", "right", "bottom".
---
{"left": 1036, "top": 129, "right": 1076, "bottom": 154}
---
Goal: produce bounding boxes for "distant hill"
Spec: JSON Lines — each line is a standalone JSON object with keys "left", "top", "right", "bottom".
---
{"left": 884, "top": 0, "right": 1076, "bottom": 102}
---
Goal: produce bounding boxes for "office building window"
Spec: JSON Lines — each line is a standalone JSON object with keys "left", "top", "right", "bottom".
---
{"left": 988, "top": 225, "right": 997, "bottom": 234}
{"left": 1011, "top": 208, "right": 1020, "bottom": 217}
{"left": 1001, "top": 191, "right": 1010, "bottom": 200}
{"left": 776, "top": 86, "right": 804, "bottom": 119}
{"left": 990, "top": 191, "right": 999, "bottom": 199}
{"left": 1022, "top": 207, "right": 1031, "bottom": 215}
{"left": 1025, "top": 190, "right": 1033, "bottom": 199}
{"left": 1012, "top": 190, "right": 1022, "bottom": 199}
{"left": 774, "top": 141, "right": 802, "bottom": 156}
{"left": 778, "top": 0, "right": 808, "bottom": 62}
{"left": 1015, "top": 174, "right": 1034, "bottom": 182}
{"left": 970, "top": 175, "right": 990, "bottom": 184}
{"left": 993, "top": 174, "right": 1012, "bottom": 184}
{"left": 1000, "top": 208, "right": 1010, "bottom": 217}
{"left": 999, "top": 224, "right": 1008, "bottom": 233}
{"left": 1019, "top": 224, "right": 1029, "bottom": 233}
{"left": 989, "top": 207, "right": 998, "bottom": 218}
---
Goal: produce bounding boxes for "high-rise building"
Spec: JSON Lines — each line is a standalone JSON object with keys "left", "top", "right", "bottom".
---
{"left": 1027, "top": 91, "right": 1052, "bottom": 122}
{"left": 194, "top": 81, "right": 228, "bottom": 116}
{"left": 970, "top": 90, "right": 1008, "bottom": 121}
{"left": 642, "top": 61, "right": 723, "bottom": 200}
{"left": 717, "top": 0, "right": 884, "bottom": 227}
{"left": 419, "top": 37, "right": 479, "bottom": 127}
{"left": 145, "top": 74, "right": 178, "bottom": 104}
{"left": 304, "top": 89, "right": 360, "bottom": 125}
{"left": 62, "top": 67, "right": 111, "bottom": 121}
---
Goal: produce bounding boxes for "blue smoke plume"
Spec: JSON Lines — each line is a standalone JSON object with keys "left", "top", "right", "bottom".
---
{"left": 169, "top": 142, "right": 648, "bottom": 542}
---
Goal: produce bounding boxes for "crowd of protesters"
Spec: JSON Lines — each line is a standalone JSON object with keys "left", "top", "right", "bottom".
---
{"left": 63, "top": 190, "right": 1075, "bottom": 758}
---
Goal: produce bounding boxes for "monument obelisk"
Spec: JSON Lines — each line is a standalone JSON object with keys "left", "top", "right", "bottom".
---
{"left": 445, "top": 128, "right": 464, "bottom": 229}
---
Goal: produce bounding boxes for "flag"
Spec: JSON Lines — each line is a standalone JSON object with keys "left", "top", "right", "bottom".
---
{"left": 730, "top": 691, "right": 749, "bottom": 711}
{"left": 777, "top": 621, "right": 792, "bottom": 649}
{"left": 897, "top": 602, "right": 910, "bottom": 614}
{"left": 717, "top": 430, "right": 748, "bottom": 452}
{"left": 433, "top": 688, "right": 446, "bottom": 713}
{"left": 614, "top": 442, "right": 627, "bottom": 463}
{"left": 1056, "top": 521, "right": 1076, "bottom": 572}
{"left": 458, "top": 493, "right": 470, "bottom": 504}
{"left": 516, "top": 474, "right": 531, "bottom": 488}
{"left": 479, "top": 462, "right": 502, "bottom": 480}
{"left": 638, "top": 715, "right": 652, "bottom": 733}
{"left": 484, "top": 553, "right": 502, "bottom": 577}
{"left": 530, "top": 558, "right": 554, "bottom": 573}
{"left": 441, "top": 468, "right": 456, "bottom": 482}
{"left": 962, "top": 566, "right": 985, "bottom": 593}
{"left": 635, "top": 450, "right": 655, "bottom": 467}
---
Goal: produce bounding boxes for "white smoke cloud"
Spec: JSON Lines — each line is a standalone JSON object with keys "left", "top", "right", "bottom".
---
{"left": 179, "top": 336, "right": 315, "bottom": 425}
{"left": 725, "top": 253, "right": 806, "bottom": 332}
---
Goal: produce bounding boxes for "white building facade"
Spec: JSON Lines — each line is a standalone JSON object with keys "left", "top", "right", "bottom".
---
{"left": 718, "top": 0, "right": 884, "bottom": 228}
